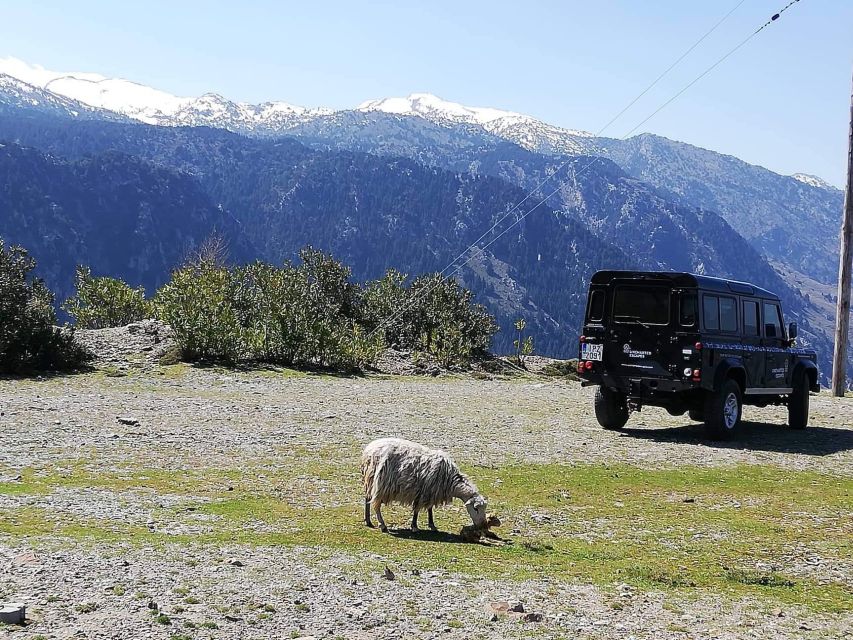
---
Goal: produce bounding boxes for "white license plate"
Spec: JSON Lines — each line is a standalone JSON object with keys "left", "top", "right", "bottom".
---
{"left": 582, "top": 343, "right": 603, "bottom": 361}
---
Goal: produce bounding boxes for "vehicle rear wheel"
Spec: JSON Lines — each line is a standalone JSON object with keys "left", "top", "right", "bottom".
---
{"left": 788, "top": 376, "right": 810, "bottom": 430}
{"left": 703, "top": 379, "right": 742, "bottom": 440}
{"left": 594, "top": 386, "right": 629, "bottom": 431}
{"left": 688, "top": 408, "right": 705, "bottom": 422}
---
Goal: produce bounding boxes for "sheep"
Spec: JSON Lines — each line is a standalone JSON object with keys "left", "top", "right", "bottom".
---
{"left": 361, "top": 437, "right": 488, "bottom": 533}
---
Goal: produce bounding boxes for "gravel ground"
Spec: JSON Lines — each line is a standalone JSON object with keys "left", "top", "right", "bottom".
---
{"left": 0, "top": 361, "right": 851, "bottom": 639}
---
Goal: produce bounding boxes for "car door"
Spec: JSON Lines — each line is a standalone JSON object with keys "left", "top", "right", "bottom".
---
{"left": 762, "top": 300, "right": 789, "bottom": 391}
{"left": 741, "top": 298, "right": 764, "bottom": 388}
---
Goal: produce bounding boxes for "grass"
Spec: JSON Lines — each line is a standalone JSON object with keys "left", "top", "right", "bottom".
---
{"left": 0, "top": 455, "right": 850, "bottom": 613}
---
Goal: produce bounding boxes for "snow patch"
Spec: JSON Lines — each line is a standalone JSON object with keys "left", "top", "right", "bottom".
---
{"left": 791, "top": 173, "right": 838, "bottom": 191}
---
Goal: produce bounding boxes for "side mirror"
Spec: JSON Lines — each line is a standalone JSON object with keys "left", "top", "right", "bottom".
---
{"left": 788, "top": 322, "right": 798, "bottom": 339}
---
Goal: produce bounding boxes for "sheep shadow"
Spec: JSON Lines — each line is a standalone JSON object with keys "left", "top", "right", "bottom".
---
{"left": 386, "top": 528, "right": 469, "bottom": 544}
{"left": 619, "top": 421, "right": 853, "bottom": 456}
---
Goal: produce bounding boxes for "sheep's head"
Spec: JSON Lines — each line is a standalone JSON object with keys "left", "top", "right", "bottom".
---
{"left": 464, "top": 494, "right": 488, "bottom": 528}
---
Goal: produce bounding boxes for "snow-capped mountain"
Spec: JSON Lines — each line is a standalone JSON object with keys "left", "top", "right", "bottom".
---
{"left": 0, "top": 58, "right": 598, "bottom": 152}
{"left": 0, "top": 72, "right": 118, "bottom": 120}
{"left": 359, "top": 93, "right": 596, "bottom": 155}
{"left": 0, "top": 57, "right": 330, "bottom": 133}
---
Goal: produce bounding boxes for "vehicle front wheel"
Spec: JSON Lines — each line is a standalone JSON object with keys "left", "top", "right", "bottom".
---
{"left": 703, "top": 379, "right": 742, "bottom": 440}
{"left": 594, "top": 386, "right": 629, "bottom": 431}
{"left": 788, "top": 376, "right": 810, "bottom": 430}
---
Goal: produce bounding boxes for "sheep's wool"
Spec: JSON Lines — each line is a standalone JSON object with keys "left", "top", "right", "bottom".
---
{"left": 362, "top": 437, "right": 477, "bottom": 511}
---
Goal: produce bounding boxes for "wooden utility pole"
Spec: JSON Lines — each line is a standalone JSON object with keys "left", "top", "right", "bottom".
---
{"left": 831, "top": 68, "right": 853, "bottom": 397}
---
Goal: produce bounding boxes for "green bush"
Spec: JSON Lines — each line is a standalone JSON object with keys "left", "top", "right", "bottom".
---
{"left": 155, "top": 256, "right": 242, "bottom": 363}
{"left": 141, "top": 245, "right": 495, "bottom": 371}
{"left": 63, "top": 266, "right": 153, "bottom": 329}
{"left": 541, "top": 359, "right": 580, "bottom": 380}
{"left": 362, "top": 271, "right": 497, "bottom": 366}
{"left": 0, "top": 240, "right": 91, "bottom": 373}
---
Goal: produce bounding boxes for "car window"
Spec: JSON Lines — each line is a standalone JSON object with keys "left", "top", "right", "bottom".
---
{"left": 613, "top": 286, "right": 670, "bottom": 325}
{"left": 703, "top": 295, "right": 719, "bottom": 331}
{"left": 587, "top": 290, "right": 605, "bottom": 322}
{"left": 679, "top": 292, "right": 697, "bottom": 327}
{"left": 763, "top": 302, "right": 783, "bottom": 339}
{"left": 719, "top": 297, "right": 737, "bottom": 332}
{"left": 743, "top": 300, "right": 759, "bottom": 336}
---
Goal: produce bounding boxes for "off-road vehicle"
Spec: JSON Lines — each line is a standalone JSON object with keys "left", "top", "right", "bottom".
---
{"left": 577, "top": 271, "right": 819, "bottom": 439}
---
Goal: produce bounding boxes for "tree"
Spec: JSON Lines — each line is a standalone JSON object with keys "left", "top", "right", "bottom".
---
{"left": 0, "top": 239, "right": 90, "bottom": 373}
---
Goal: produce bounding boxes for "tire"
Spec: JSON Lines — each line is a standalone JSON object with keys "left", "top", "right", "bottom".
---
{"left": 595, "top": 386, "right": 629, "bottom": 431}
{"left": 688, "top": 408, "right": 705, "bottom": 422}
{"left": 788, "top": 375, "right": 810, "bottom": 430}
{"left": 703, "top": 379, "right": 742, "bottom": 440}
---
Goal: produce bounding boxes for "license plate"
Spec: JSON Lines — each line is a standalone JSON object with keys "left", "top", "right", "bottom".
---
{"left": 582, "top": 343, "right": 603, "bottom": 361}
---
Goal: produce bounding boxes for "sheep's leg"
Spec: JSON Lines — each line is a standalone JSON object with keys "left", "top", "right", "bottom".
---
{"left": 374, "top": 501, "right": 388, "bottom": 533}
{"left": 427, "top": 507, "right": 437, "bottom": 531}
{"left": 411, "top": 509, "right": 420, "bottom": 532}
{"left": 364, "top": 498, "right": 374, "bottom": 528}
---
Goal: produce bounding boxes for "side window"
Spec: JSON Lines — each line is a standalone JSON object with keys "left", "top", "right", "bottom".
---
{"left": 763, "top": 302, "right": 783, "bottom": 339}
{"left": 719, "top": 297, "right": 737, "bottom": 332}
{"left": 703, "top": 295, "right": 719, "bottom": 331}
{"left": 587, "top": 290, "right": 605, "bottom": 322}
{"left": 679, "top": 293, "right": 697, "bottom": 327}
{"left": 743, "top": 300, "right": 759, "bottom": 336}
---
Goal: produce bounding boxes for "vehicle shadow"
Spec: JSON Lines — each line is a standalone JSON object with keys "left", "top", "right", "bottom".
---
{"left": 620, "top": 421, "right": 853, "bottom": 456}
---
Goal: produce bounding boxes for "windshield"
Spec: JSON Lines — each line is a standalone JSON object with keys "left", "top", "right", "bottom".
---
{"left": 613, "top": 286, "right": 670, "bottom": 325}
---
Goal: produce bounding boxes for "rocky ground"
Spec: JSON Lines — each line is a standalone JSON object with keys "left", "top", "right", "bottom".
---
{"left": 0, "top": 333, "right": 851, "bottom": 639}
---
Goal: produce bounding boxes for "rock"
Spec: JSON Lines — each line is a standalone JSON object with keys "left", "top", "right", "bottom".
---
{"left": 227, "top": 558, "right": 244, "bottom": 567}
{"left": 510, "top": 602, "right": 525, "bottom": 613}
{"left": 116, "top": 417, "right": 140, "bottom": 427}
{"left": 0, "top": 603, "right": 25, "bottom": 625}
{"left": 382, "top": 566, "right": 395, "bottom": 580}
{"left": 523, "top": 612, "right": 544, "bottom": 622}
{"left": 147, "top": 600, "right": 158, "bottom": 610}
{"left": 683, "top": 497, "right": 696, "bottom": 503}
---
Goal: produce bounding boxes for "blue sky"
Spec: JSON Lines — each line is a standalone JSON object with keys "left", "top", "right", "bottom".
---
{"left": 1, "top": 0, "right": 851, "bottom": 186}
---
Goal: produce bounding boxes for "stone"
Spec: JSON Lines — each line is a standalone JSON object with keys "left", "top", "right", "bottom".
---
{"left": 382, "top": 566, "right": 395, "bottom": 580}
{"left": 523, "top": 612, "right": 544, "bottom": 622}
{"left": 0, "top": 603, "right": 25, "bottom": 625}
{"left": 227, "top": 558, "right": 244, "bottom": 567}
{"left": 116, "top": 417, "right": 140, "bottom": 426}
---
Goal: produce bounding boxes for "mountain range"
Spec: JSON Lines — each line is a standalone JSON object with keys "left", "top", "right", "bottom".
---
{"left": 0, "top": 57, "right": 847, "bottom": 382}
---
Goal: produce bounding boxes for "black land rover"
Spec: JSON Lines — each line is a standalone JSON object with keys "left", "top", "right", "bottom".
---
{"left": 577, "top": 271, "right": 819, "bottom": 439}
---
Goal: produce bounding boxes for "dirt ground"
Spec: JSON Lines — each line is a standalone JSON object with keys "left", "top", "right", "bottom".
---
{"left": 0, "top": 365, "right": 851, "bottom": 639}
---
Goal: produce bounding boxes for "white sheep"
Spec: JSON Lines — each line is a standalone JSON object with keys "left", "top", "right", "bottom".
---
{"left": 361, "top": 437, "right": 488, "bottom": 533}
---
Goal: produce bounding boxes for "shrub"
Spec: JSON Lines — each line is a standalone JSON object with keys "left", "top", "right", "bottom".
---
{"left": 0, "top": 240, "right": 91, "bottom": 373}
{"left": 63, "top": 266, "right": 153, "bottom": 329}
{"left": 363, "top": 271, "right": 497, "bottom": 367}
{"left": 151, "top": 246, "right": 495, "bottom": 370}
{"left": 541, "top": 359, "right": 580, "bottom": 380}
{"left": 233, "top": 250, "right": 382, "bottom": 370}
{"left": 155, "top": 256, "right": 241, "bottom": 363}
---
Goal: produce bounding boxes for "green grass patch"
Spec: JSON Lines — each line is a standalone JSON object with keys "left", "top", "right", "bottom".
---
{"left": 2, "top": 457, "right": 850, "bottom": 612}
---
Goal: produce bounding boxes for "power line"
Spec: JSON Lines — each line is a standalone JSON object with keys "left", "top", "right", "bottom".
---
{"left": 367, "top": 0, "right": 802, "bottom": 341}
{"left": 622, "top": 0, "right": 802, "bottom": 138}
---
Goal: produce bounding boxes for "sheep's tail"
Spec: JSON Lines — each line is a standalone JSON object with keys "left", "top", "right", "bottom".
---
{"left": 361, "top": 453, "right": 377, "bottom": 500}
